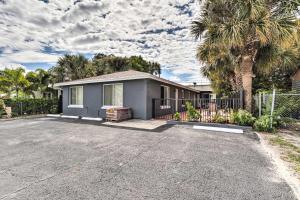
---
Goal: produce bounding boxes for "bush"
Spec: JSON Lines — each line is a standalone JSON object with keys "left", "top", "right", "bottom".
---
{"left": 213, "top": 113, "right": 227, "bottom": 123}
{"left": 0, "top": 99, "right": 5, "bottom": 118}
{"left": 232, "top": 109, "right": 256, "bottom": 126}
{"left": 3, "top": 98, "right": 59, "bottom": 117}
{"left": 186, "top": 102, "right": 201, "bottom": 121}
{"left": 254, "top": 115, "right": 276, "bottom": 132}
{"left": 174, "top": 112, "right": 181, "bottom": 121}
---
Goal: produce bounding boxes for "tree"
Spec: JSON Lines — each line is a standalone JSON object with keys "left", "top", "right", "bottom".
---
{"left": 0, "top": 68, "right": 29, "bottom": 98}
{"left": 191, "top": 0, "right": 300, "bottom": 111}
{"left": 25, "top": 69, "right": 52, "bottom": 98}
{"left": 50, "top": 53, "right": 161, "bottom": 83}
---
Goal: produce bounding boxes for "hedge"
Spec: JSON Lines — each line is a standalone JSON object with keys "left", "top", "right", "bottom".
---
{"left": 3, "top": 98, "right": 59, "bottom": 117}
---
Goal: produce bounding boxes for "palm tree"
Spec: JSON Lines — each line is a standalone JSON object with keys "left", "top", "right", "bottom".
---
{"left": 0, "top": 68, "right": 29, "bottom": 98}
{"left": 25, "top": 69, "right": 51, "bottom": 98}
{"left": 191, "top": 0, "right": 299, "bottom": 111}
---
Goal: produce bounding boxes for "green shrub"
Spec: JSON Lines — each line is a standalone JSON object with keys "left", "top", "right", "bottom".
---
{"left": 174, "top": 112, "right": 181, "bottom": 121}
{"left": 232, "top": 109, "right": 256, "bottom": 126}
{"left": 254, "top": 115, "right": 276, "bottom": 132}
{"left": 3, "top": 98, "right": 59, "bottom": 117}
{"left": 0, "top": 99, "right": 5, "bottom": 118}
{"left": 186, "top": 102, "right": 201, "bottom": 121}
{"left": 213, "top": 113, "right": 227, "bottom": 123}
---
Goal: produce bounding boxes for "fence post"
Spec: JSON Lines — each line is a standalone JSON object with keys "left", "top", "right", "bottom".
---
{"left": 20, "top": 102, "right": 23, "bottom": 116}
{"left": 259, "top": 92, "right": 262, "bottom": 117}
{"left": 152, "top": 99, "right": 155, "bottom": 119}
{"left": 270, "top": 89, "right": 276, "bottom": 129}
{"left": 239, "top": 90, "right": 244, "bottom": 109}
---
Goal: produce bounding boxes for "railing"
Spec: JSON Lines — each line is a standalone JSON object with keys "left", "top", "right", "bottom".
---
{"left": 152, "top": 98, "right": 242, "bottom": 122}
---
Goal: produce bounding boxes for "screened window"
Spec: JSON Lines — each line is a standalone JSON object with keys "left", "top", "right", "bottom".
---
{"left": 69, "top": 86, "right": 83, "bottom": 105}
{"left": 103, "top": 83, "right": 123, "bottom": 106}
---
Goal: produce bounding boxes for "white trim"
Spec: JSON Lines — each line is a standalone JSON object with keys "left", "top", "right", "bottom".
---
{"left": 175, "top": 88, "right": 178, "bottom": 111}
{"left": 193, "top": 126, "right": 243, "bottom": 134}
{"left": 101, "top": 105, "right": 122, "bottom": 109}
{"left": 46, "top": 114, "right": 61, "bottom": 117}
{"left": 81, "top": 117, "right": 102, "bottom": 121}
{"left": 61, "top": 115, "right": 79, "bottom": 119}
{"left": 68, "top": 105, "right": 84, "bottom": 108}
{"left": 160, "top": 105, "right": 171, "bottom": 109}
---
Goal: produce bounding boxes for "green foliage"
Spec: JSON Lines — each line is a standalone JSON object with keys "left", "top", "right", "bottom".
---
{"left": 0, "top": 68, "right": 29, "bottom": 98}
{"left": 213, "top": 113, "right": 227, "bottom": 124}
{"left": 274, "top": 94, "right": 300, "bottom": 119}
{"left": 186, "top": 102, "right": 201, "bottom": 121}
{"left": 3, "top": 98, "right": 59, "bottom": 117}
{"left": 232, "top": 109, "right": 256, "bottom": 126}
{"left": 0, "top": 99, "right": 5, "bottom": 118}
{"left": 49, "top": 54, "right": 161, "bottom": 83}
{"left": 174, "top": 112, "right": 181, "bottom": 121}
{"left": 191, "top": 0, "right": 300, "bottom": 96}
{"left": 254, "top": 115, "right": 276, "bottom": 132}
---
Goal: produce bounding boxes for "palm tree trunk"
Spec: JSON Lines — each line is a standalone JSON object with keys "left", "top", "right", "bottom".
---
{"left": 241, "top": 55, "right": 254, "bottom": 112}
{"left": 234, "top": 67, "right": 243, "bottom": 91}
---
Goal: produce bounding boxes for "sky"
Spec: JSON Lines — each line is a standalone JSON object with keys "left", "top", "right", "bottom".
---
{"left": 0, "top": 0, "right": 210, "bottom": 84}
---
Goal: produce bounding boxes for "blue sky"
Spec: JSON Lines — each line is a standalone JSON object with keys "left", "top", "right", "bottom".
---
{"left": 0, "top": 0, "right": 209, "bottom": 84}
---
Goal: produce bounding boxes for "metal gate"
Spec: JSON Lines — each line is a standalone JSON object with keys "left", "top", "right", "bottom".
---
{"left": 152, "top": 97, "right": 243, "bottom": 122}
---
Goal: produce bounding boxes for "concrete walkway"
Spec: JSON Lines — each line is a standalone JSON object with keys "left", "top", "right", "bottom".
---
{"left": 102, "top": 119, "right": 167, "bottom": 130}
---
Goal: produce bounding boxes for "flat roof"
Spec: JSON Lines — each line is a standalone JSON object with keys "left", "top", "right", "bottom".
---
{"left": 54, "top": 70, "right": 199, "bottom": 92}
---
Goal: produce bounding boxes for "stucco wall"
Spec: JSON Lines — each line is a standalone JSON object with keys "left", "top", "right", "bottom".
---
{"left": 61, "top": 78, "right": 198, "bottom": 120}
{"left": 62, "top": 79, "right": 147, "bottom": 119}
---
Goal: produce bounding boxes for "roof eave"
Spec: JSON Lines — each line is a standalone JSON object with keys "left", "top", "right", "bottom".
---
{"left": 54, "top": 77, "right": 199, "bottom": 93}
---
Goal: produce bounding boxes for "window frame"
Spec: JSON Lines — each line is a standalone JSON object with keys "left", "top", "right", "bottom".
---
{"left": 181, "top": 89, "right": 185, "bottom": 106}
{"left": 160, "top": 85, "right": 170, "bottom": 109}
{"left": 102, "top": 83, "right": 124, "bottom": 108}
{"left": 68, "top": 86, "right": 83, "bottom": 108}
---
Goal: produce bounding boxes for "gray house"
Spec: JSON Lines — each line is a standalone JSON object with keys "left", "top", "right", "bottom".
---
{"left": 54, "top": 70, "right": 199, "bottom": 120}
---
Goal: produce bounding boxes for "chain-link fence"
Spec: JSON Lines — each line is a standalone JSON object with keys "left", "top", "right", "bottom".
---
{"left": 255, "top": 90, "right": 300, "bottom": 127}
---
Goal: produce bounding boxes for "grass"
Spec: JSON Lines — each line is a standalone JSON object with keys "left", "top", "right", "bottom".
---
{"left": 287, "top": 152, "right": 300, "bottom": 173}
{"left": 270, "top": 136, "right": 300, "bottom": 153}
{"left": 269, "top": 136, "right": 300, "bottom": 173}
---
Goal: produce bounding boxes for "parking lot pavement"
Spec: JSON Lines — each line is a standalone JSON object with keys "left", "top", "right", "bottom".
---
{"left": 0, "top": 117, "right": 297, "bottom": 200}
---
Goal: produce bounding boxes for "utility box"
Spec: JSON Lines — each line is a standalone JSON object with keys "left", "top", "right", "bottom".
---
{"left": 106, "top": 107, "right": 132, "bottom": 122}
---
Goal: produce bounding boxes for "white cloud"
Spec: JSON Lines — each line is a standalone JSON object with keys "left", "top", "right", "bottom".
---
{"left": 0, "top": 51, "right": 60, "bottom": 63}
{"left": 0, "top": 0, "right": 208, "bottom": 83}
{"left": 0, "top": 62, "right": 26, "bottom": 70}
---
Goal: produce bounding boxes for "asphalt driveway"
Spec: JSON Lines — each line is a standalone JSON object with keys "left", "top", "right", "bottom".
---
{"left": 0, "top": 117, "right": 296, "bottom": 200}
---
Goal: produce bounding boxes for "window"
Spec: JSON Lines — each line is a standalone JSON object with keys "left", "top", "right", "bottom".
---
{"left": 181, "top": 90, "right": 185, "bottom": 99}
{"left": 160, "top": 85, "right": 170, "bottom": 99}
{"left": 69, "top": 86, "right": 83, "bottom": 106}
{"left": 181, "top": 90, "right": 185, "bottom": 105}
{"left": 103, "top": 83, "right": 123, "bottom": 107}
{"left": 160, "top": 85, "right": 170, "bottom": 107}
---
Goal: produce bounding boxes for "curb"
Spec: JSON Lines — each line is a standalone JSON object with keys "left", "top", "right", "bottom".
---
{"left": 0, "top": 114, "right": 47, "bottom": 121}
{"left": 167, "top": 120, "right": 252, "bottom": 130}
